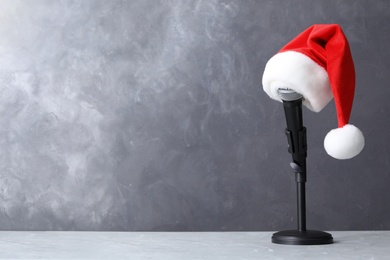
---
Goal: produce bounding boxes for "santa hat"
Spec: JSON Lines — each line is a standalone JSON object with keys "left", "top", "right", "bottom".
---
{"left": 262, "top": 24, "right": 364, "bottom": 159}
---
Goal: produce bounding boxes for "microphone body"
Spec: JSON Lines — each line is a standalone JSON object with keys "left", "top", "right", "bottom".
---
{"left": 278, "top": 89, "right": 307, "bottom": 181}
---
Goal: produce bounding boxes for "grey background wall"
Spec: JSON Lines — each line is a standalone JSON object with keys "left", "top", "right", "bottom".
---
{"left": 0, "top": 0, "right": 388, "bottom": 231}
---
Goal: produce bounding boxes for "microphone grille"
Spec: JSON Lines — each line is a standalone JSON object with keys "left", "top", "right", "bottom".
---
{"left": 277, "top": 88, "right": 303, "bottom": 101}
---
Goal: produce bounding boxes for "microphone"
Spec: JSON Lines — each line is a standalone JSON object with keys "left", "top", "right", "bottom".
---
{"left": 273, "top": 89, "right": 334, "bottom": 243}
{"left": 277, "top": 88, "right": 307, "bottom": 170}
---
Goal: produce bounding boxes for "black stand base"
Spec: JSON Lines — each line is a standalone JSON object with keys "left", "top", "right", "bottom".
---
{"left": 272, "top": 230, "right": 333, "bottom": 245}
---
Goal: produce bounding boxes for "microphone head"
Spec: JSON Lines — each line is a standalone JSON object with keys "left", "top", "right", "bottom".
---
{"left": 277, "top": 88, "right": 303, "bottom": 101}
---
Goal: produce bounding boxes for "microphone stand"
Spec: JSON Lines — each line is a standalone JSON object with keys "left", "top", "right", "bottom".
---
{"left": 271, "top": 93, "right": 333, "bottom": 245}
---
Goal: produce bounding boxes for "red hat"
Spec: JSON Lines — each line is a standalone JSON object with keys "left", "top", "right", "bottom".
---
{"left": 262, "top": 24, "right": 364, "bottom": 159}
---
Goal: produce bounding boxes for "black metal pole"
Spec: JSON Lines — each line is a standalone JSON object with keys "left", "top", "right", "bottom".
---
{"left": 297, "top": 178, "right": 306, "bottom": 231}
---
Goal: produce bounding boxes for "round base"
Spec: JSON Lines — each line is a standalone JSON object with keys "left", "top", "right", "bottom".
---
{"left": 272, "top": 230, "right": 333, "bottom": 245}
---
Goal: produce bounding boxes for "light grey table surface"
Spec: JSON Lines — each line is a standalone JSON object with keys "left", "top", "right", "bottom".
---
{"left": 0, "top": 231, "right": 388, "bottom": 259}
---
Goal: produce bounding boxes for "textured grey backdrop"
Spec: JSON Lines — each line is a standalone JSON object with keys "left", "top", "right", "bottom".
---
{"left": 0, "top": 0, "right": 388, "bottom": 231}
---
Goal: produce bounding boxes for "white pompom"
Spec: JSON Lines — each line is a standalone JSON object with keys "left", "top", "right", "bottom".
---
{"left": 324, "top": 124, "right": 365, "bottom": 160}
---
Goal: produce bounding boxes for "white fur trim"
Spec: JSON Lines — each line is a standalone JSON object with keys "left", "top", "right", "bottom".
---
{"left": 324, "top": 124, "right": 365, "bottom": 159}
{"left": 262, "top": 51, "right": 332, "bottom": 112}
